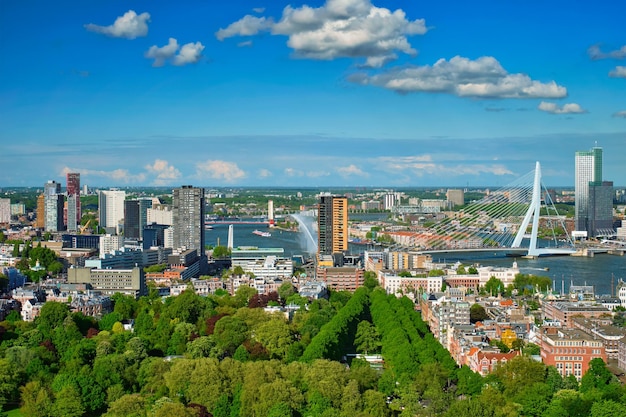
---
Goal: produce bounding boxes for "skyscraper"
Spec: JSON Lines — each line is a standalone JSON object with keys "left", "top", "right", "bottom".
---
{"left": 124, "top": 198, "right": 153, "bottom": 240}
{"left": 98, "top": 189, "right": 126, "bottom": 235}
{"left": 318, "top": 194, "right": 348, "bottom": 259}
{"left": 44, "top": 180, "right": 64, "bottom": 232}
{"left": 66, "top": 172, "right": 81, "bottom": 232}
{"left": 575, "top": 146, "right": 613, "bottom": 237}
{"left": 173, "top": 185, "right": 205, "bottom": 256}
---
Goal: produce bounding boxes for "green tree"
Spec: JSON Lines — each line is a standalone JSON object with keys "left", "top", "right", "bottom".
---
{"left": 212, "top": 245, "right": 231, "bottom": 259}
{"left": 103, "top": 393, "right": 147, "bottom": 417}
{"left": 52, "top": 385, "right": 85, "bottom": 417}
{"left": 277, "top": 282, "right": 296, "bottom": 301}
{"left": 37, "top": 301, "right": 70, "bottom": 334}
{"left": 428, "top": 269, "right": 445, "bottom": 277}
{"left": 254, "top": 318, "right": 293, "bottom": 360}
{"left": 214, "top": 316, "right": 249, "bottom": 354}
{"left": 354, "top": 321, "right": 381, "bottom": 354}
{"left": 470, "top": 303, "right": 489, "bottom": 323}
{"left": 20, "top": 380, "right": 54, "bottom": 417}
{"left": 483, "top": 276, "right": 504, "bottom": 296}
{"left": 590, "top": 399, "right": 626, "bottom": 417}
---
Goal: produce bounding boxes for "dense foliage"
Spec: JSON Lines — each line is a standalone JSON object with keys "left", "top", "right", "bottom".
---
{"left": 1, "top": 285, "right": 624, "bottom": 416}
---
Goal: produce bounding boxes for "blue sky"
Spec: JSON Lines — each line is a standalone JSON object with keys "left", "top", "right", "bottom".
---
{"left": 1, "top": 0, "right": 625, "bottom": 188}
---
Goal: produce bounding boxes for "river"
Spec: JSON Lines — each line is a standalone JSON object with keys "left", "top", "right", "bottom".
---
{"left": 205, "top": 220, "right": 626, "bottom": 297}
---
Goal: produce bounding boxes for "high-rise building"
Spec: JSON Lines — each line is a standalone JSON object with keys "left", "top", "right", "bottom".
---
{"left": 575, "top": 146, "right": 613, "bottom": 237}
{"left": 36, "top": 194, "right": 45, "bottom": 228}
{"left": 98, "top": 189, "right": 126, "bottom": 235}
{"left": 0, "top": 198, "right": 10, "bottom": 224}
{"left": 173, "top": 185, "right": 205, "bottom": 256}
{"left": 318, "top": 195, "right": 348, "bottom": 259}
{"left": 446, "top": 189, "right": 465, "bottom": 207}
{"left": 66, "top": 172, "right": 81, "bottom": 232}
{"left": 147, "top": 204, "right": 173, "bottom": 226}
{"left": 124, "top": 200, "right": 141, "bottom": 240}
{"left": 44, "top": 180, "right": 64, "bottom": 232}
{"left": 124, "top": 198, "right": 152, "bottom": 240}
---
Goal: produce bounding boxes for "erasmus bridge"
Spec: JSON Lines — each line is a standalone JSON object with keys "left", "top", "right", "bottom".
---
{"left": 415, "top": 162, "right": 576, "bottom": 257}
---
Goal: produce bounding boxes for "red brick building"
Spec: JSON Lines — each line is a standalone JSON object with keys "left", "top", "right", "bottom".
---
{"left": 539, "top": 326, "right": 606, "bottom": 380}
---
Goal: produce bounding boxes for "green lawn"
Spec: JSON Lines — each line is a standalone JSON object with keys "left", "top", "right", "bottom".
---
{"left": 1, "top": 407, "right": 24, "bottom": 417}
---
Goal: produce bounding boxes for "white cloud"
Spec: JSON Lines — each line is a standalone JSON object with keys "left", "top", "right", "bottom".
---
{"left": 609, "top": 66, "right": 626, "bottom": 78}
{"left": 349, "top": 56, "right": 567, "bottom": 98}
{"left": 258, "top": 169, "right": 273, "bottom": 178}
{"left": 216, "top": 0, "right": 427, "bottom": 67}
{"left": 216, "top": 16, "right": 273, "bottom": 41}
{"left": 145, "top": 38, "right": 204, "bottom": 67}
{"left": 238, "top": 40, "right": 254, "bottom": 47}
{"left": 588, "top": 44, "right": 626, "bottom": 60}
{"left": 196, "top": 160, "right": 246, "bottom": 182}
{"left": 337, "top": 164, "right": 368, "bottom": 177}
{"left": 613, "top": 110, "right": 626, "bottom": 118}
{"left": 173, "top": 42, "right": 205, "bottom": 66}
{"left": 61, "top": 166, "right": 146, "bottom": 183}
{"left": 85, "top": 10, "right": 150, "bottom": 39}
{"left": 284, "top": 168, "right": 303, "bottom": 177}
{"left": 253, "top": 7, "right": 266, "bottom": 13}
{"left": 376, "top": 155, "right": 514, "bottom": 177}
{"left": 145, "top": 159, "right": 181, "bottom": 184}
{"left": 538, "top": 101, "right": 587, "bottom": 114}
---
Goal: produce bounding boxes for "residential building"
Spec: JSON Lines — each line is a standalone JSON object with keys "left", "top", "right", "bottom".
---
{"left": 538, "top": 326, "right": 606, "bottom": 380}
{"left": 0, "top": 198, "right": 10, "bottom": 224}
{"left": 315, "top": 266, "right": 364, "bottom": 292}
{"left": 318, "top": 194, "right": 348, "bottom": 263}
{"left": 10, "top": 203, "right": 25, "bottom": 216}
{"left": 36, "top": 194, "right": 45, "bottom": 228}
{"left": 446, "top": 189, "right": 465, "bottom": 207}
{"left": 467, "top": 348, "right": 520, "bottom": 376}
{"left": 98, "top": 189, "right": 126, "bottom": 235}
{"left": 99, "top": 234, "right": 123, "bottom": 258}
{"left": 542, "top": 301, "right": 611, "bottom": 328}
{"left": 172, "top": 185, "right": 205, "bottom": 256}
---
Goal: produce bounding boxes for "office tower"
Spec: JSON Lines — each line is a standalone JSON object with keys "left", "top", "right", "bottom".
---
{"left": 66, "top": 172, "right": 80, "bottom": 232}
{"left": 575, "top": 146, "right": 613, "bottom": 237}
{"left": 0, "top": 198, "right": 10, "bottom": 224}
{"left": 44, "top": 180, "right": 64, "bottom": 232}
{"left": 98, "top": 189, "right": 126, "bottom": 235}
{"left": 124, "top": 200, "right": 141, "bottom": 240}
{"left": 589, "top": 181, "right": 614, "bottom": 236}
{"left": 172, "top": 185, "right": 205, "bottom": 256}
{"left": 446, "top": 189, "right": 465, "bottom": 207}
{"left": 318, "top": 195, "right": 348, "bottom": 257}
{"left": 123, "top": 198, "right": 153, "bottom": 240}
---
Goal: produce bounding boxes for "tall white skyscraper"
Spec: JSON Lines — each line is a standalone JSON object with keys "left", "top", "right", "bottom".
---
{"left": 98, "top": 189, "right": 126, "bottom": 235}
{"left": 575, "top": 146, "right": 613, "bottom": 237}
{"left": 44, "top": 180, "right": 64, "bottom": 232}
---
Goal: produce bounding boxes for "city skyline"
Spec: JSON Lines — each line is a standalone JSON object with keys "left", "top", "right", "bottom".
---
{"left": 1, "top": 0, "right": 625, "bottom": 187}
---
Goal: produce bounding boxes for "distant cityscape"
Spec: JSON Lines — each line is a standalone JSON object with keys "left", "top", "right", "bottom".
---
{"left": 1, "top": 144, "right": 626, "bottom": 388}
